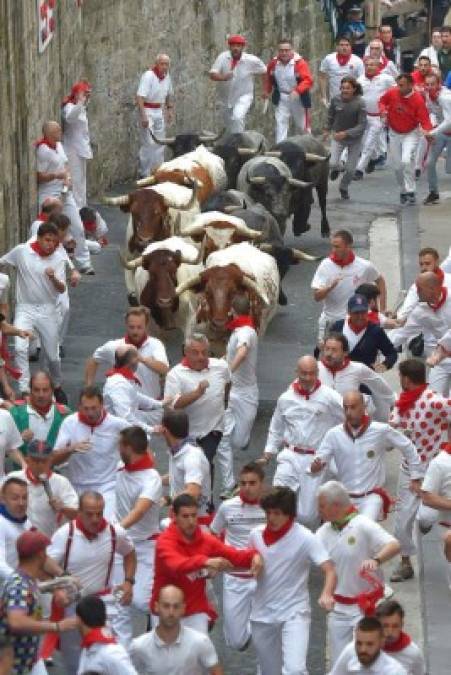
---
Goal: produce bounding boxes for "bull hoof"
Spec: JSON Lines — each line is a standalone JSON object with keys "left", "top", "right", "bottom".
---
{"left": 292, "top": 223, "right": 311, "bottom": 237}
{"left": 278, "top": 288, "right": 288, "bottom": 306}
{"left": 127, "top": 293, "right": 139, "bottom": 307}
{"left": 321, "top": 224, "right": 330, "bottom": 238}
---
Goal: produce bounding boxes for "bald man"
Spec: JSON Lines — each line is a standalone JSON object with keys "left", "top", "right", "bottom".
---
{"left": 260, "top": 355, "right": 344, "bottom": 527}
{"left": 136, "top": 54, "right": 174, "bottom": 176}
{"left": 312, "top": 391, "right": 423, "bottom": 521}
{"left": 36, "top": 120, "right": 93, "bottom": 273}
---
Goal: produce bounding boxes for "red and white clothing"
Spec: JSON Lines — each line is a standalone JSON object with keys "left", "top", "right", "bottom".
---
{"left": 249, "top": 521, "right": 330, "bottom": 675}
{"left": 137, "top": 68, "right": 174, "bottom": 175}
{"left": 356, "top": 72, "right": 395, "bottom": 172}
{"left": 311, "top": 254, "right": 380, "bottom": 339}
{"left": 331, "top": 642, "right": 408, "bottom": 674}
{"left": 0, "top": 512, "right": 31, "bottom": 583}
{"left": 316, "top": 420, "right": 423, "bottom": 520}
{"left": 318, "top": 359, "right": 395, "bottom": 422}
{"left": 78, "top": 634, "right": 137, "bottom": 675}
{"left": 169, "top": 439, "right": 211, "bottom": 516}
{"left": 55, "top": 411, "right": 128, "bottom": 519}
{"left": 211, "top": 495, "right": 266, "bottom": 649}
{"left": 62, "top": 100, "right": 93, "bottom": 208}
{"left": 0, "top": 409, "right": 23, "bottom": 477}
{"left": 265, "top": 382, "right": 344, "bottom": 527}
{"left": 265, "top": 53, "right": 313, "bottom": 141}
{"left": 384, "top": 634, "right": 425, "bottom": 675}
{"left": 209, "top": 51, "right": 266, "bottom": 133}
{"left": 103, "top": 371, "right": 163, "bottom": 436}
{"left": 319, "top": 52, "right": 364, "bottom": 100}
{"left": 390, "top": 387, "right": 451, "bottom": 555}
{"left": 316, "top": 514, "right": 396, "bottom": 664}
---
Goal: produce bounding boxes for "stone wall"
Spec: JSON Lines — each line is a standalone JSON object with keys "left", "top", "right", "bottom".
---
{"left": 0, "top": 0, "right": 332, "bottom": 247}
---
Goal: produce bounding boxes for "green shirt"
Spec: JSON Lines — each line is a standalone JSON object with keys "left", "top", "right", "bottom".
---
{"left": 9, "top": 403, "right": 71, "bottom": 453}
{"left": 437, "top": 48, "right": 451, "bottom": 79}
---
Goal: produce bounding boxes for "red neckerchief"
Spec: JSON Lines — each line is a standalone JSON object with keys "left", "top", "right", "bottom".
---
{"left": 428, "top": 287, "right": 447, "bottom": 312}
{"left": 331, "top": 505, "right": 358, "bottom": 531}
{"left": 152, "top": 66, "right": 166, "bottom": 81}
{"left": 36, "top": 213, "right": 49, "bottom": 223}
{"left": 122, "top": 453, "right": 155, "bottom": 472}
{"left": 230, "top": 55, "right": 241, "bottom": 70}
{"left": 292, "top": 379, "right": 321, "bottom": 399}
{"left": 181, "top": 357, "right": 209, "bottom": 370}
{"left": 365, "top": 71, "right": 377, "bottom": 80}
{"left": 357, "top": 569, "right": 384, "bottom": 616}
{"left": 30, "top": 241, "right": 56, "bottom": 258}
{"left": 344, "top": 414, "right": 370, "bottom": 439}
{"left": 75, "top": 516, "right": 108, "bottom": 542}
{"left": 435, "top": 267, "right": 445, "bottom": 284}
{"left": 348, "top": 315, "right": 369, "bottom": 334}
{"left": 321, "top": 357, "right": 350, "bottom": 375}
{"left": 395, "top": 384, "right": 427, "bottom": 416}
{"left": 336, "top": 53, "right": 351, "bottom": 66}
{"left": 262, "top": 517, "right": 294, "bottom": 546}
{"left": 25, "top": 468, "right": 52, "bottom": 486}
{"left": 32, "top": 402, "right": 53, "bottom": 417}
{"left": 442, "top": 443, "right": 451, "bottom": 455}
{"left": 239, "top": 491, "right": 260, "bottom": 505}
{"left": 329, "top": 251, "right": 355, "bottom": 267}
{"left": 78, "top": 408, "right": 107, "bottom": 431}
{"left": 105, "top": 367, "right": 141, "bottom": 385}
{"left": 35, "top": 137, "right": 57, "bottom": 150}
{"left": 82, "top": 219, "right": 97, "bottom": 233}
{"left": 124, "top": 334, "right": 148, "bottom": 349}
{"left": 226, "top": 315, "right": 255, "bottom": 331}
{"left": 384, "top": 631, "right": 412, "bottom": 653}
{"left": 367, "top": 310, "right": 380, "bottom": 325}
{"left": 428, "top": 86, "right": 441, "bottom": 103}
{"left": 80, "top": 627, "right": 117, "bottom": 649}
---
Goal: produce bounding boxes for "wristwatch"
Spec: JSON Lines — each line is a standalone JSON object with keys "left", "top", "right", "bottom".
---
{"left": 124, "top": 577, "right": 135, "bottom": 585}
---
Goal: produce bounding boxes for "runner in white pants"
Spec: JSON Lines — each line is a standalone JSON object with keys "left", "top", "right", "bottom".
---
{"left": 62, "top": 80, "right": 93, "bottom": 209}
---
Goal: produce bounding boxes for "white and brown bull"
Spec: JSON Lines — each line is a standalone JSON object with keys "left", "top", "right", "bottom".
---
{"left": 136, "top": 145, "right": 227, "bottom": 204}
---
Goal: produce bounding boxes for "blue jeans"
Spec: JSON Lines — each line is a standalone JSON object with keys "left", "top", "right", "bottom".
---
{"left": 427, "top": 132, "right": 451, "bottom": 192}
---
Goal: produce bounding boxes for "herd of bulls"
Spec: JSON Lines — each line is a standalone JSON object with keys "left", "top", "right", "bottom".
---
{"left": 103, "top": 130, "right": 330, "bottom": 351}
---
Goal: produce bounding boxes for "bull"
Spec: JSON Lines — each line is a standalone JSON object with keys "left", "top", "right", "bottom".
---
{"left": 147, "top": 129, "right": 225, "bottom": 157}
{"left": 213, "top": 131, "right": 268, "bottom": 188}
{"left": 264, "top": 135, "right": 330, "bottom": 237}
{"left": 201, "top": 189, "right": 255, "bottom": 212}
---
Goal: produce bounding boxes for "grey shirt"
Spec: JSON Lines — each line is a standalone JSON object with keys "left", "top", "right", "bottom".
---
{"left": 326, "top": 94, "right": 367, "bottom": 139}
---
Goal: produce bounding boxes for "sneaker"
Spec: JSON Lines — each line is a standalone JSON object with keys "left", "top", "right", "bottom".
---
{"left": 339, "top": 188, "right": 350, "bottom": 200}
{"left": 79, "top": 266, "right": 95, "bottom": 275}
{"left": 415, "top": 168, "right": 421, "bottom": 180}
{"left": 400, "top": 193, "right": 408, "bottom": 204}
{"left": 407, "top": 192, "right": 416, "bottom": 205}
{"left": 353, "top": 170, "right": 364, "bottom": 181}
{"left": 390, "top": 561, "right": 414, "bottom": 582}
{"left": 330, "top": 169, "right": 339, "bottom": 181}
{"left": 54, "top": 387, "right": 68, "bottom": 405}
{"left": 365, "top": 158, "right": 377, "bottom": 174}
{"left": 374, "top": 155, "right": 386, "bottom": 170}
{"left": 423, "top": 191, "right": 440, "bottom": 205}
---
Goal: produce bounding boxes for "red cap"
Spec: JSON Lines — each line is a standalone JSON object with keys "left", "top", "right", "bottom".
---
{"left": 17, "top": 530, "right": 51, "bottom": 559}
{"left": 228, "top": 34, "right": 246, "bottom": 46}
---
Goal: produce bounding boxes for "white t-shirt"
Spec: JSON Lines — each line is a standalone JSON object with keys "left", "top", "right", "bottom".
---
{"left": 62, "top": 102, "right": 93, "bottom": 159}
{"left": 92, "top": 336, "right": 168, "bottom": 399}
{"left": 169, "top": 441, "right": 211, "bottom": 515}
{"left": 7, "top": 470, "right": 78, "bottom": 537}
{"left": 103, "top": 374, "right": 162, "bottom": 434}
{"left": 358, "top": 73, "right": 396, "bottom": 114}
{"left": 210, "top": 51, "right": 266, "bottom": 106}
{"left": 78, "top": 641, "right": 137, "bottom": 675}
{"left": 48, "top": 520, "right": 134, "bottom": 595}
{"left": 311, "top": 255, "right": 379, "bottom": 323}
{"left": 164, "top": 359, "right": 231, "bottom": 437}
{"left": 319, "top": 52, "right": 365, "bottom": 99}
{"left": 421, "top": 450, "right": 451, "bottom": 523}
{"left": 55, "top": 412, "right": 128, "bottom": 491}
{"left": 249, "top": 521, "right": 330, "bottom": 622}
{"left": 386, "top": 641, "right": 425, "bottom": 675}
{"left": 0, "top": 273, "right": 10, "bottom": 305}
{"left": 331, "top": 642, "right": 407, "bottom": 674}
{"left": 0, "top": 514, "right": 31, "bottom": 583}
{"left": 0, "top": 243, "right": 67, "bottom": 306}
{"left": 0, "top": 410, "right": 23, "bottom": 477}
{"left": 130, "top": 625, "right": 218, "bottom": 675}
{"left": 115, "top": 465, "right": 162, "bottom": 542}
{"left": 211, "top": 495, "right": 266, "bottom": 549}
{"left": 226, "top": 325, "right": 258, "bottom": 391}
{"left": 36, "top": 141, "right": 68, "bottom": 204}
{"left": 137, "top": 70, "right": 173, "bottom": 105}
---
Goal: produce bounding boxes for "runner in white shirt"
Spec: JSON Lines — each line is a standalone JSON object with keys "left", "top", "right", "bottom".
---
{"left": 210, "top": 462, "right": 266, "bottom": 650}
{"left": 209, "top": 35, "right": 266, "bottom": 134}
{"left": 311, "top": 229, "right": 385, "bottom": 342}
{"left": 7, "top": 439, "right": 78, "bottom": 537}
{"left": 319, "top": 36, "right": 364, "bottom": 105}
{"left": 112, "top": 426, "right": 162, "bottom": 644}
{"left": 422, "top": 71, "right": 451, "bottom": 206}
{"left": 85, "top": 305, "right": 169, "bottom": 425}
{"left": 29, "top": 196, "right": 63, "bottom": 237}
{"left": 249, "top": 486, "right": 336, "bottom": 675}
{"left": 0, "top": 408, "right": 25, "bottom": 476}
{"left": 316, "top": 481, "right": 400, "bottom": 665}
{"left": 416, "top": 29, "right": 442, "bottom": 67}
{"left": 365, "top": 39, "right": 400, "bottom": 78}
{"left": 130, "top": 585, "right": 221, "bottom": 675}
{"left": 0, "top": 477, "right": 31, "bottom": 584}
{"left": 164, "top": 333, "right": 230, "bottom": 481}
{"left": 260, "top": 355, "right": 344, "bottom": 528}
{"left": 215, "top": 295, "right": 259, "bottom": 497}
{"left": 136, "top": 53, "right": 174, "bottom": 176}
{"left": 418, "top": 444, "right": 451, "bottom": 535}
{"left": 36, "top": 120, "right": 92, "bottom": 272}
{"left": 62, "top": 80, "right": 93, "bottom": 209}
{"left": 331, "top": 617, "right": 408, "bottom": 674}
{"left": 53, "top": 386, "right": 129, "bottom": 519}
{"left": 318, "top": 333, "right": 395, "bottom": 421}
{"left": 48, "top": 491, "right": 136, "bottom": 674}
{"left": 76, "top": 595, "right": 137, "bottom": 675}
{"left": 376, "top": 600, "right": 426, "bottom": 675}
{"left": 0, "top": 222, "right": 69, "bottom": 401}
{"left": 312, "top": 391, "right": 423, "bottom": 521}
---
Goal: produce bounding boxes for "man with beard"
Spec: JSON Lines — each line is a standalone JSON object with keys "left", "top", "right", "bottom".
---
{"left": 376, "top": 600, "right": 425, "bottom": 674}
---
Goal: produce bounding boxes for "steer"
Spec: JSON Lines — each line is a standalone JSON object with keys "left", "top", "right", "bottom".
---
{"left": 213, "top": 131, "right": 268, "bottom": 188}
{"left": 147, "top": 129, "right": 225, "bottom": 157}
{"left": 179, "top": 211, "right": 263, "bottom": 260}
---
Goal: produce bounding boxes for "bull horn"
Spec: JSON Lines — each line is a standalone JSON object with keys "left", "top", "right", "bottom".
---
{"left": 287, "top": 177, "right": 313, "bottom": 188}
{"left": 199, "top": 127, "right": 226, "bottom": 143}
{"left": 291, "top": 248, "right": 319, "bottom": 261}
{"left": 175, "top": 273, "right": 202, "bottom": 296}
{"left": 223, "top": 205, "right": 242, "bottom": 213}
{"left": 119, "top": 252, "right": 143, "bottom": 270}
{"left": 259, "top": 243, "right": 273, "bottom": 253}
{"left": 234, "top": 222, "right": 263, "bottom": 240}
{"left": 248, "top": 176, "right": 266, "bottom": 185}
{"left": 242, "top": 275, "right": 269, "bottom": 306}
{"left": 102, "top": 194, "right": 130, "bottom": 206}
{"left": 264, "top": 151, "right": 282, "bottom": 157}
{"left": 305, "top": 153, "right": 327, "bottom": 162}
{"left": 165, "top": 178, "right": 198, "bottom": 211}
{"left": 179, "top": 221, "right": 206, "bottom": 237}
{"left": 237, "top": 147, "right": 259, "bottom": 156}
{"left": 149, "top": 129, "right": 176, "bottom": 145}
{"left": 136, "top": 175, "right": 157, "bottom": 187}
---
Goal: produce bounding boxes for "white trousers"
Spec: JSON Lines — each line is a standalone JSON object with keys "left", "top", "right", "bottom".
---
{"left": 251, "top": 611, "right": 311, "bottom": 675}
{"left": 275, "top": 94, "right": 307, "bottom": 143}
{"left": 57, "top": 290, "right": 70, "bottom": 345}
{"left": 216, "top": 386, "right": 258, "bottom": 491}
{"left": 61, "top": 192, "right": 91, "bottom": 269}
{"left": 220, "top": 94, "right": 253, "bottom": 134}
{"left": 66, "top": 150, "right": 88, "bottom": 208}
{"left": 30, "top": 661, "right": 48, "bottom": 675}
{"left": 356, "top": 116, "right": 384, "bottom": 172}
{"left": 328, "top": 606, "right": 361, "bottom": 666}
{"left": 389, "top": 128, "right": 421, "bottom": 194}
{"left": 273, "top": 449, "right": 323, "bottom": 529}
{"left": 138, "top": 109, "right": 165, "bottom": 177}
{"left": 223, "top": 575, "right": 256, "bottom": 649}
{"left": 415, "top": 135, "right": 428, "bottom": 172}
{"left": 14, "top": 303, "right": 61, "bottom": 392}
{"left": 394, "top": 466, "right": 421, "bottom": 556}
{"left": 429, "top": 360, "right": 451, "bottom": 396}
{"left": 350, "top": 493, "right": 382, "bottom": 521}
